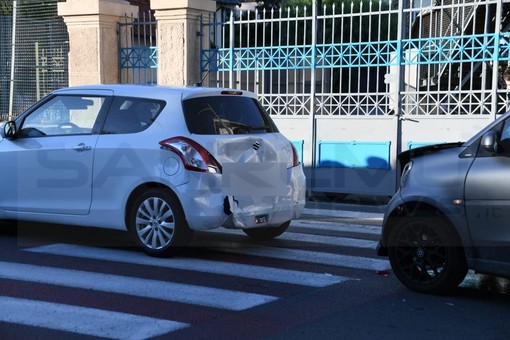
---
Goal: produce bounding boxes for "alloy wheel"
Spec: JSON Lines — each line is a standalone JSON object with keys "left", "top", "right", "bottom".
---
{"left": 393, "top": 221, "right": 447, "bottom": 284}
{"left": 388, "top": 215, "right": 467, "bottom": 293}
{"left": 135, "top": 197, "right": 176, "bottom": 250}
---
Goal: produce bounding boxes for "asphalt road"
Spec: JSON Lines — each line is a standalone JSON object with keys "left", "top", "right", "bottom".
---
{"left": 0, "top": 200, "right": 509, "bottom": 339}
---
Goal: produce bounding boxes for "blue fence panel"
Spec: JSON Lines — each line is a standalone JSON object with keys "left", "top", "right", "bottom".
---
{"left": 204, "top": 32, "right": 508, "bottom": 73}
{"left": 120, "top": 47, "right": 158, "bottom": 69}
{"left": 406, "top": 141, "right": 449, "bottom": 150}
{"left": 316, "top": 141, "right": 391, "bottom": 170}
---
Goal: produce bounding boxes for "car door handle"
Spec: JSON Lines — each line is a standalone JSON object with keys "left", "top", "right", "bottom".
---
{"left": 73, "top": 143, "right": 92, "bottom": 152}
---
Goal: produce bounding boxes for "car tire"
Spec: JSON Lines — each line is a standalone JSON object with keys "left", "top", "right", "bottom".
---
{"left": 0, "top": 220, "right": 17, "bottom": 236}
{"left": 128, "top": 188, "right": 193, "bottom": 257}
{"left": 387, "top": 215, "right": 468, "bottom": 294}
{"left": 243, "top": 221, "right": 290, "bottom": 240}
{"left": 323, "top": 192, "right": 349, "bottom": 202}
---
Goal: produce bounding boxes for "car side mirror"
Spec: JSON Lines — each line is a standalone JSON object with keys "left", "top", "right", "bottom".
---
{"left": 480, "top": 131, "right": 498, "bottom": 153}
{"left": 1, "top": 121, "right": 17, "bottom": 139}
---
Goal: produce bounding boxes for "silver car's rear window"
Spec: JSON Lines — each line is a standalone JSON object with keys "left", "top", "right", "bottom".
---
{"left": 182, "top": 96, "right": 278, "bottom": 135}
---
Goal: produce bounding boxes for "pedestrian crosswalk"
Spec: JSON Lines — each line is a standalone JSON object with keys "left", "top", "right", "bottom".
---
{"left": 0, "top": 213, "right": 388, "bottom": 338}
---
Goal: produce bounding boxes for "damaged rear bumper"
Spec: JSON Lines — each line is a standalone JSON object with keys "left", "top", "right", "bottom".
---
{"left": 180, "top": 165, "right": 306, "bottom": 231}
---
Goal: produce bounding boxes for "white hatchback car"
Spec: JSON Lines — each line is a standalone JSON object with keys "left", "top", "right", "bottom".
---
{"left": 0, "top": 85, "right": 306, "bottom": 256}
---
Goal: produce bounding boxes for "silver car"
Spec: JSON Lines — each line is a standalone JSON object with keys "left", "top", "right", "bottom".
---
{"left": 377, "top": 111, "right": 510, "bottom": 293}
{"left": 0, "top": 85, "right": 306, "bottom": 256}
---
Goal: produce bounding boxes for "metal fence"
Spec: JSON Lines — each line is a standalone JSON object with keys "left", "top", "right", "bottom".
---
{"left": 119, "top": 11, "right": 158, "bottom": 85}
{"left": 0, "top": 0, "right": 69, "bottom": 121}
{"left": 200, "top": 0, "right": 510, "bottom": 196}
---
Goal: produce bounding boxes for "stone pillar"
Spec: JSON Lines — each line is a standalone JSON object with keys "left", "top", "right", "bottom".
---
{"left": 151, "top": 0, "right": 216, "bottom": 86}
{"left": 58, "top": 0, "right": 138, "bottom": 86}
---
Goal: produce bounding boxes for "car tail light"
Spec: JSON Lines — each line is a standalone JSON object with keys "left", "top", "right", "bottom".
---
{"left": 159, "top": 137, "right": 221, "bottom": 173}
{"left": 290, "top": 142, "right": 300, "bottom": 167}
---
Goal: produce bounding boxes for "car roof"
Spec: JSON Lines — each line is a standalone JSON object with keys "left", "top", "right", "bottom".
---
{"left": 52, "top": 84, "right": 258, "bottom": 101}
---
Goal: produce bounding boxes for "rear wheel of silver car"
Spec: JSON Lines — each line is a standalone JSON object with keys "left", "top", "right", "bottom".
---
{"left": 388, "top": 215, "right": 467, "bottom": 294}
{"left": 243, "top": 221, "right": 290, "bottom": 240}
{"left": 128, "top": 189, "right": 193, "bottom": 257}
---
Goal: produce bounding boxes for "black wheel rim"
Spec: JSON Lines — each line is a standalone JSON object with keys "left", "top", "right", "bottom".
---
{"left": 393, "top": 220, "right": 447, "bottom": 285}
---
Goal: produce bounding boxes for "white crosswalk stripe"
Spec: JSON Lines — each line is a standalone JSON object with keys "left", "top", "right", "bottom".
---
{"left": 290, "top": 219, "right": 382, "bottom": 235}
{"left": 1, "top": 214, "right": 386, "bottom": 336}
{"left": 25, "top": 243, "right": 350, "bottom": 287}
{"left": 0, "top": 261, "right": 277, "bottom": 311}
{"left": 199, "top": 221, "right": 389, "bottom": 271}
{"left": 206, "top": 226, "right": 378, "bottom": 249}
{"left": 0, "top": 296, "right": 189, "bottom": 339}
{"left": 195, "top": 242, "right": 389, "bottom": 271}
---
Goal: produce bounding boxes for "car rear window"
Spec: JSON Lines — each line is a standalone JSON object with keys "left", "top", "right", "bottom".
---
{"left": 182, "top": 95, "right": 278, "bottom": 135}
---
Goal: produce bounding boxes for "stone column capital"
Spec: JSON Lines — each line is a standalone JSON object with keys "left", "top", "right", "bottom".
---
{"left": 58, "top": 0, "right": 138, "bottom": 20}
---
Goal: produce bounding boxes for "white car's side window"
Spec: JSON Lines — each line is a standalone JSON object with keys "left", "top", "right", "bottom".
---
{"left": 102, "top": 97, "right": 164, "bottom": 134}
{"left": 20, "top": 95, "right": 105, "bottom": 137}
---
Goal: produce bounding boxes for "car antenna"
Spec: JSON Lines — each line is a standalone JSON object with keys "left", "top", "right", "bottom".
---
{"left": 194, "top": 70, "right": 210, "bottom": 87}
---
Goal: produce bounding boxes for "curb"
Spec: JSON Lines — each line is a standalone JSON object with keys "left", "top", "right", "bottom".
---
{"left": 302, "top": 207, "right": 384, "bottom": 220}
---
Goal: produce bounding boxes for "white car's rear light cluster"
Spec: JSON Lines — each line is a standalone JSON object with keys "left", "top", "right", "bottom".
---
{"left": 290, "top": 142, "right": 300, "bottom": 167}
{"left": 160, "top": 136, "right": 221, "bottom": 174}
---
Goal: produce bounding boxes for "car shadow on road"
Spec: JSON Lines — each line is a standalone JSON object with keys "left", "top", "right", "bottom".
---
{"left": 2, "top": 221, "right": 135, "bottom": 250}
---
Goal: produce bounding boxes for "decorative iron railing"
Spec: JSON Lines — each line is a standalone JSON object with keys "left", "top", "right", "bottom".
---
{"left": 118, "top": 11, "right": 158, "bottom": 85}
{"left": 200, "top": 0, "right": 510, "bottom": 117}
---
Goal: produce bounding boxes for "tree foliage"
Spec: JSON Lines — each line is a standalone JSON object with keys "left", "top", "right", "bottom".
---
{"left": 0, "top": 0, "right": 12, "bottom": 15}
{"left": 256, "top": 0, "right": 394, "bottom": 10}
{"left": 249, "top": 0, "right": 398, "bottom": 45}
{"left": 245, "top": 0, "right": 398, "bottom": 93}
{"left": 0, "top": 0, "right": 61, "bottom": 17}
{"left": 255, "top": 0, "right": 283, "bottom": 10}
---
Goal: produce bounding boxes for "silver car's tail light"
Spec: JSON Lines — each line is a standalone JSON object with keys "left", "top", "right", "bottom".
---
{"left": 160, "top": 137, "right": 221, "bottom": 174}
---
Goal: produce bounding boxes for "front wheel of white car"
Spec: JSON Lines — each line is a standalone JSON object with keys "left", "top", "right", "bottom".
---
{"left": 128, "top": 188, "right": 193, "bottom": 257}
{"left": 243, "top": 221, "right": 290, "bottom": 240}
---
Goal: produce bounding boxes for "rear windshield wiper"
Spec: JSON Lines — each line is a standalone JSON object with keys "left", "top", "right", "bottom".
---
{"left": 230, "top": 122, "right": 272, "bottom": 133}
